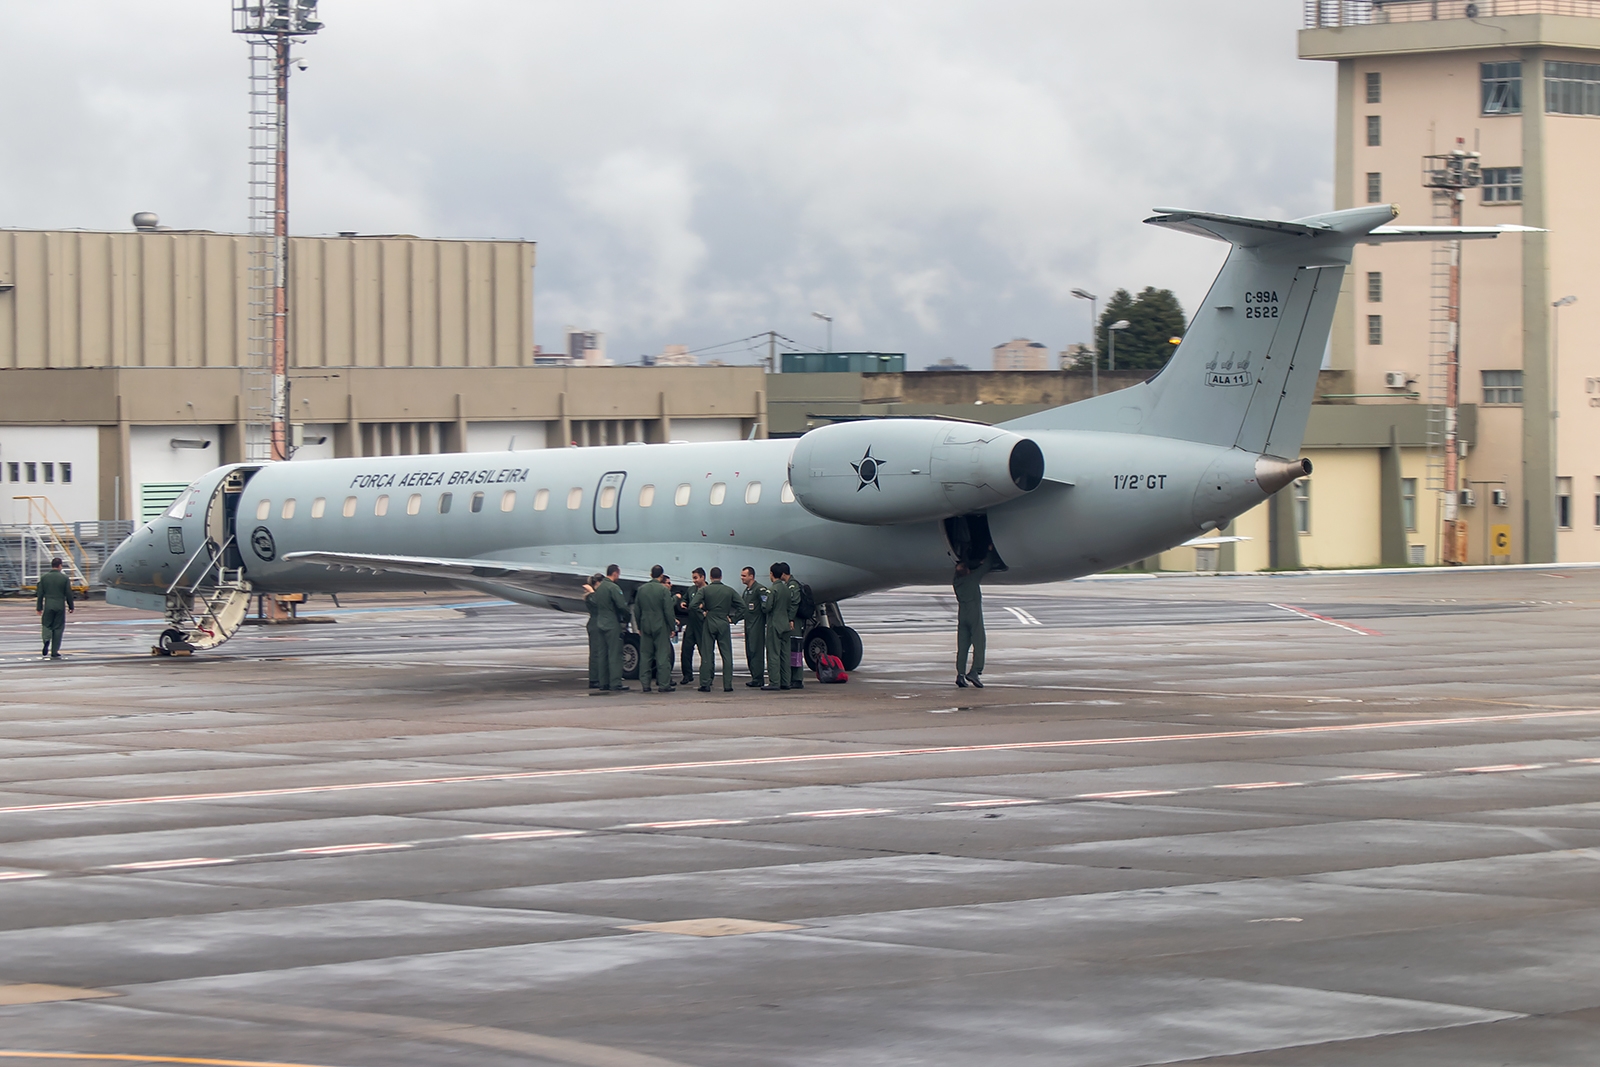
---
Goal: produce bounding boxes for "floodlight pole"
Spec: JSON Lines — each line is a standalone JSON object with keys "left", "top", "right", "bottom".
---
{"left": 1071, "top": 289, "right": 1098, "bottom": 396}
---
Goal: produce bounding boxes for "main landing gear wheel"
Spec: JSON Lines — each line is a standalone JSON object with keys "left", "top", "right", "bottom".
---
{"left": 622, "top": 633, "right": 641, "bottom": 680}
{"left": 804, "top": 626, "right": 843, "bottom": 672}
{"left": 836, "top": 625, "right": 863, "bottom": 672}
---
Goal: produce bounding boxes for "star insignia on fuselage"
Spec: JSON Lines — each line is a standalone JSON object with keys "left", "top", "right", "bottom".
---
{"left": 851, "top": 446, "right": 884, "bottom": 492}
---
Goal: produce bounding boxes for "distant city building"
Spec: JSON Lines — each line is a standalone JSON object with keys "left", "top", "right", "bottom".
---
{"left": 531, "top": 344, "right": 570, "bottom": 366}
{"left": 566, "top": 328, "right": 610, "bottom": 366}
{"left": 656, "top": 344, "right": 698, "bottom": 366}
{"left": 928, "top": 357, "right": 972, "bottom": 372}
{"left": 1059, "top": 343, "right": 1092, "bottom": 370}
{"left": 992, "top": 338, "right": 1051, "bottom": 371}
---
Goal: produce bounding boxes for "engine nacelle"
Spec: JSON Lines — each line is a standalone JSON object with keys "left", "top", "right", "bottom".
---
{"left": 789, "top": 419, "right": 1045, "bottom": 525}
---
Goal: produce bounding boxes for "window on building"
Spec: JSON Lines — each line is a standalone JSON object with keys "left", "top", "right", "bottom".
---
{"left": 1294, "top": 479, "right": 1311, "bottom": 534}
{"left": 1483, "top": 369, "right": 1523, "bottom": 404}
{"left": 41, "top": 463, "right": 53, "bottom": 483}
{"left": 674, "top": 484, "right": 691, "bottom": 506}
{"left": 1594, "top": 477, "right": 1600, "bottom": 527}
{"left": 638, "top": 484, "right": 655, "bottom": 507}
{"left": 439, "top": 492, "right": 453, "bottom": 514}
{"left": 1558, "top": 477, "right": 1573, "bottom": 530}
{"left": 374, "top": 494, "right": 389, "bottom": 516}
{"left": 1366, "top": 71, "right": 1381, "bottom": 103}
{"left": 1401, "top": 477, "right": 1418, "bottom": 531}
{"left": 406, "top": 493, "right": 422, "bottom": 516}
{"left": 25, "top": 462, "right": 37, "bottom": 483}
{"left": 1367, "top": 272, "right": 1383, "bottom": 302}
{"left": 343, "top": 496, "right": 357, "bottom": 517}
{"left": 256, "top": 499, "right": 270, "bottom": 520}
{"left": 745, "top": 481, "right": 762, "bottom": 504}
{"left": 1545, "top": 61, "right": 1600, "bottom": 116}
{"left": 1367, "top": 314, "right": 1383, "bottom": 345}
{"left": 1481, "top": 167, "right": 1522, "bottom": 203}
{"left": 5, "top": 462, "right": 15, "bottom": 481}
{"left": 780, "top": 481, "right": 795, "bottom": 503}
{"left": 500, "top": 490, "right": 516, "bottom": 512}
{"left": 709, "top": 482, "right": 727, "bottom": 505}
{"left": 533, "top": 488, "right": 549, "bottom": 511}
{"left": 311, "top": 497, "right": 326, "bottom": 519}
{"left": 566, "top": 487, "right": 582, "bottom": 510}
{"left": 1366, "top": 172, "right": 1383, "bottom": 202}
{"left": 470, "top": 491, "right": 484, "bottom": 513}
{"left": 1482, "top": 61, "right": 1522, "bottom": 114}
{"left": 59, "top": 462, "right": 71, "bottom": 484}
{"left": 1366, "top": 115, "right": 1381, "bottom": 146}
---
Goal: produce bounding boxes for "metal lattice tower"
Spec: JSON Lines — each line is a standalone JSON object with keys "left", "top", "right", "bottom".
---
{"left": 234, "top": 1, "right": 323, "bottom": 462}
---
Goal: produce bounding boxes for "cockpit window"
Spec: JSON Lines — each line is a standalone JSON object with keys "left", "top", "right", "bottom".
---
{"left": 165, "top": 486, "right": 197, "bottom": 520}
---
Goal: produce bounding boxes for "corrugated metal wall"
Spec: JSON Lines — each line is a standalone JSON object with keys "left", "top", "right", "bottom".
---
{"left": 0, "top": 230, "right": 535, "bottom": 370}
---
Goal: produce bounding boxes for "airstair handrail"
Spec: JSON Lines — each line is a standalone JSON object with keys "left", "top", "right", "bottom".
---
{"left": 166, "top": 535, "right": 235, "bottom": 597}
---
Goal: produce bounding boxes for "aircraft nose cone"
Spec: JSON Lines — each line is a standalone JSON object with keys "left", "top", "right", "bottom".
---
{"left": 1255, "top": 455, "right": 1312, "bottom": 497}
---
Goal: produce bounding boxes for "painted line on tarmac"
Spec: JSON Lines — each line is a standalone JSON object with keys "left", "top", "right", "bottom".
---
{"left": 0, "top": 1052, "right": 352, "bottom": 1067}
{"left": 1270, "top": 603, "right": 1383, "bottom": 636}
{"left": 9, "top": 755, "right": 1599, "bottom": 881}
{"left": 0, "top": 707, "right": 1595, "bottom": 820}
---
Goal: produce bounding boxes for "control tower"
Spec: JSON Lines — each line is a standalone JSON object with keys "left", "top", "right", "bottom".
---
{"left": 1301, "top": 1, "right": 1600, "bottom": 564}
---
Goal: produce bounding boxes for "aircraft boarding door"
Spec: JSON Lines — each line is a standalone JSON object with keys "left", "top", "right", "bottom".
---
{"left": 206, "top": 467, "right": 262, "bottom": 571}
{"left": 593, "top": 471, "right": 626, "bottom": 535}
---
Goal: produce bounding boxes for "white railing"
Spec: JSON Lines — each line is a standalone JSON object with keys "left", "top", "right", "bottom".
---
{"left": 1307, "top": 0, "right": 1600, "bottom": 26}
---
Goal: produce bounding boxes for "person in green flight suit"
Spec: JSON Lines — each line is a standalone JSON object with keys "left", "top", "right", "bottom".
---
{"left": 761, "top": 562, "right": 795, "bottom": 690}
{"left": 953, "top": 547, "right": 1001, "bottom": 688}
{"left": 584, "top": 572, "right": 604, "bottom": 689}
{"left": 36, "top": 556, "right": 75, "bottom": 659}
{"left": 739, "top": 566, "right": 767, "bottom": 688}
{"left": 634, "top": 564, "right": 677, "bottom": 693}
{"left": 689, "top": 566, "right": 739, "bottom": 692}
{"left": 782, "top": 563, "right": 807, "bottom": 690}
{"left": 679, "top": 568, "right": 707, "bottom": 684}
{"left": 584, "top": 564, "right": 631, "bottom": 693}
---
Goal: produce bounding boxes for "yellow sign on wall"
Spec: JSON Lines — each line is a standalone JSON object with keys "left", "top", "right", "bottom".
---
{"left": 1490, "top": 524, "right": 1513, "bottom": 556}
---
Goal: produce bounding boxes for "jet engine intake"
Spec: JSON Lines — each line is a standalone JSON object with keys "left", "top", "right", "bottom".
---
{"left": 789, "top": 419, "right": 1045, "bottom": 525}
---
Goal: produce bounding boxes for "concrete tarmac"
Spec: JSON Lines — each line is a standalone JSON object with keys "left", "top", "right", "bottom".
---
{"left": 0, "top": 568, "right": 1597, "bottom": 1066}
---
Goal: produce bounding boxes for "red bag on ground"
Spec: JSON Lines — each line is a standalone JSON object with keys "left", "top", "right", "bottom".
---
{"left": 815, "top": 652, "right": 848, "bottom": 684}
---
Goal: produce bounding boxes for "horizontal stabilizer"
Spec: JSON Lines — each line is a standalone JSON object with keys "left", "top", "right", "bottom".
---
{"left": 1364, "top": 224, "right": 1544, "bottom": 242}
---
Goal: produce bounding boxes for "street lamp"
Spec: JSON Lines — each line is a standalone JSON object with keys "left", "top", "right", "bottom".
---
{"left": 1107, "top": 319, "right": 1131, "bottom": 372}
{"left": 1071, "top": 289, "right": 1098, "bottom": 395}
{"left": 1552, "top": 295, "right": 1577, "bottom": 533}
{"left": 811, "top": 311, "right": 833, "bottom": 354}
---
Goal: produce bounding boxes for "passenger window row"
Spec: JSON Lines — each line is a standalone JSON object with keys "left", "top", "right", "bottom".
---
{"left": 252, "top": 480, "right": 797, "bottom": 521}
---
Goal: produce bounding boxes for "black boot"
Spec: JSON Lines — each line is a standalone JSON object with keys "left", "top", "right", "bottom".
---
{"left": 966, "top": 673, "right": 984, "bottom": 689}
{"left": 955, "top": 673, "right": 968, "bottom": 688}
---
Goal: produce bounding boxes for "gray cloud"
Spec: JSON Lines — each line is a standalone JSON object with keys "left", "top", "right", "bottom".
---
{"left": 0, "top": 1, "right": 1334, "bottom": 367}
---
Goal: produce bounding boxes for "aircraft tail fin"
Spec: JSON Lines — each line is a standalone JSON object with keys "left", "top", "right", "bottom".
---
{"left": 1002, "top": 204, "right": 1524, "bottom": 458}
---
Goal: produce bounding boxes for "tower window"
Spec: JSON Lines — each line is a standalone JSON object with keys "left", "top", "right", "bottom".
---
{"left": 1545, "top": 61, "right": 1600, "bottom": 116}
{"left": 1367, "top": 272, "right": 1382, "bottom": 303}
{"left": 1482, "top": 61, "right": 1522, "bottom": 115}
{"left": 1366, "top": 115, "right": 1381, "bottom": 146}
{"left": 1294, "top": 480, "right": 1311, "bottom": 534}
{"left": 1366, "top": 71, "right": 1381, "bottom": 104}
{"left": 1367, "top": 315, "right": 1383, "bottom": 345}
{"left": 1366, "top": 172, "right": 1383, "bottom": 202}
{"left": 1482, "top": 370, "right": 1523, "bottom": 405}
{"left": 1401, "top": 478, "right": 1417, "bottom": 532}
{"left": 1481, "top": 167, "right": 1522, "bottom": 203}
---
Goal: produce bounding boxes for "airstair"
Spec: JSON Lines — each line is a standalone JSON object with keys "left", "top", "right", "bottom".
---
{"left": 158, "top": 535, "right": 253, "bottom": 654}
{"left": 9, "top": 497, "right": 91, "bottom": 594}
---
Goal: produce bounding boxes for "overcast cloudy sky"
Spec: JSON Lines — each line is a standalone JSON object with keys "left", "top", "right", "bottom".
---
{"left": 0, "top": 2, "right": 1333, "bottom": 367}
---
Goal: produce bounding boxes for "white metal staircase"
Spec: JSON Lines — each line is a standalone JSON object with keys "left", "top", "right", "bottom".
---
{"left": 159, "top": 537, "right": 253, "bottom": 654}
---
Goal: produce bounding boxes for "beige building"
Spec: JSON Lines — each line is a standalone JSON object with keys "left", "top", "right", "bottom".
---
{"left": 1302, "top": 2, "right": 1600, "bottom": 564}
{"left": 991, "top": 338, "right": 1052, "bottom": 371}
{"left": 0, "top": 225, "right": 763, "bottom": 524}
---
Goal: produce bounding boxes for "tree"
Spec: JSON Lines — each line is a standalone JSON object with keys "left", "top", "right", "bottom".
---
{"left": 1095, "top": 286, "right": 1187, "bottom": 371}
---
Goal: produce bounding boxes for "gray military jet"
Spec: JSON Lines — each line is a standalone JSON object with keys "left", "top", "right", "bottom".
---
{"left": 102, "top": 203, "right": 1523, "bottom": 669}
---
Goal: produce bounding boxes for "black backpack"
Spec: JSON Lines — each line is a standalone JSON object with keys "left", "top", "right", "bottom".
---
{"left": 795, "top": 582, "right": 816, "bottom": 622}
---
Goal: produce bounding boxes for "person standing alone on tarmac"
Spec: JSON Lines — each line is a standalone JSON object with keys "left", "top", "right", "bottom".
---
{"left": 690, "top": 566, "right": 739, "bottom": 692}
{"left": 739, "top": 566, "right": 766, "bottom": 688}
{"left": 36, "top": 557, "right": 74, "bottom": 659}
{"left": 584, "top": 565, "right": 631, "bottom": 693}
{"left": 953, "top": 547, "right": 1000, "bottom": 688}
{"left": 679, "top": 568, "right": 707, "bottom": 685}
{"left": 762, "top": 563, "right": 795, "bottom": 690}
{"left": 634, "top": 564, "right": 677, "bottom": 693}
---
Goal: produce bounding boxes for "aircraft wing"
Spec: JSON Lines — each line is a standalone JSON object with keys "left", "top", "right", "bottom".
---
{"left": 280, "top": 550, "right": 650, "bottom": 600}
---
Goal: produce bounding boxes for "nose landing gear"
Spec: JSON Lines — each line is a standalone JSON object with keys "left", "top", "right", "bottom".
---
{"left": 802, "top": 602, "right": 863, "bottom": 673}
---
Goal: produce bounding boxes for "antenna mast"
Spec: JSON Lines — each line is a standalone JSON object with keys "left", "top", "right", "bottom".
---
{"left": 234, "top": 1, "right": 323, "bottom": 462}
{"left": 1422, "top": 139, "right": 1480, "bottom": 565}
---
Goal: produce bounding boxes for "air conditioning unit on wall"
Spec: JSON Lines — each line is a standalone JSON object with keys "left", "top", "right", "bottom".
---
{"left": 1459, "top": 489, "right": 1477, "bottom": 507}
{"left": 1492, "top": 489, "right": 1508, "bottom": 508}
{"left": 1385, "top": 371, "right": 1410, "bottom": 389}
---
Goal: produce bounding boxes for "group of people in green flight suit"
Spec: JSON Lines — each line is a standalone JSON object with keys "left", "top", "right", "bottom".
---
{"left": 36, "top": 557, "right": 75, "bottom": 659}
{"left": 581, "top": 560, "right": 810, "bottom": 694}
